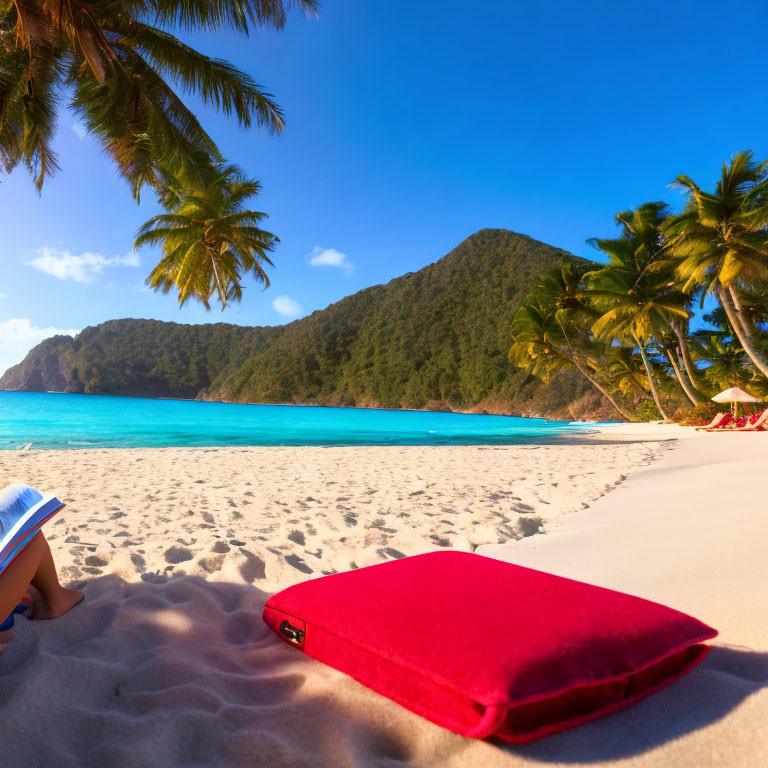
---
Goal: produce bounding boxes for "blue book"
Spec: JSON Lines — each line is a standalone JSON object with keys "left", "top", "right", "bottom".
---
{"left": 0, "top": 484, "right": 64, "bottom": 576}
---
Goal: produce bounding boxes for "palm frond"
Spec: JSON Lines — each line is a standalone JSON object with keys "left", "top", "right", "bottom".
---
{"left": 135, "top": 164, "right": 277, "bottom": 309}
{"left": 124, "top": 23, "right": 284, "bottom": 131}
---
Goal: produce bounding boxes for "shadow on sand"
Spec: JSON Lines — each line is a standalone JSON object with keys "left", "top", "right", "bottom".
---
{"left": 504, "top": 644, "right": 767, "bottom": 763}
{"left": 0, "top": 574, "right": 475, "bottom": 767}
{"left": 0, "top": 574, "right": 762, "bottom": 766}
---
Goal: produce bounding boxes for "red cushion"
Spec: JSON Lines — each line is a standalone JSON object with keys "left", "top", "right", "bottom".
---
{"left": 736, "top": 415, "right": 749, "bottom": 428}
{"left": 750, "top": 410, "right": 763, "bottom": 425}
{"left": 264, "top": 552, "right": 716, "bottom": 742}
{"left": 718, "top": 413, "right": 733, "bottom": 427}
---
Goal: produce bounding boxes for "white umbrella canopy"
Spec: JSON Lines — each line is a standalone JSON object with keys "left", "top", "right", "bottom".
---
{"left": 711, "top": 387, "right": 761, "bottom": 404}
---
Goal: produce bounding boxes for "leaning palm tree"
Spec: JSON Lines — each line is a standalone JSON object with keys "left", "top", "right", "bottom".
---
{"left": 669, "top": 315, "right": 706, "bottom": 400}
{"left": 134, "top": 165, "right": 277, "bottom": 309}
{"left": 0, "top": 0, "right": 319, "bottom": 194}
{"left": 656, "top": 327, "right": 704, "bottom": 404}
{"left": 510, "top": 264, "right": 634, "bottom": 420}
{"left": 587, "top": 203, "right": 691, "bottom": 420}
{"left": 665, "top": 151, "right": 768, "bottom": 378}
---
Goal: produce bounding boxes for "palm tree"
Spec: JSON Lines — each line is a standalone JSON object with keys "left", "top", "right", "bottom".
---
{"left": 0, "top": 0, "right": 318, "bottom": 194}
{"left": 670, "top": 316, "right": 707, "bottom": 400}
{"left": 510, "top": 264, "right": 634, "bottom": 420}
{"left": 656, "top": 327, "right": 704, "bottom": 405}
{"left": 134, "top": 165, "right": 277, "bottom": 309}
{"left": 587, "top": 203, "right": 691, "bottom": 420}
{"left": 665, "top": 151, "right": 768, "bottom": 378}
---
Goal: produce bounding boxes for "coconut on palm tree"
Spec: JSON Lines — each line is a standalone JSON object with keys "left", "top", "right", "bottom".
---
{"left": 134, "top": 165, "right": 277, "bottom": 309}
{"left": 0, "top": 0, "right": 318, "bottom": 194}
{"left": 665, "top": 150, "right": 768, "bottom": 378}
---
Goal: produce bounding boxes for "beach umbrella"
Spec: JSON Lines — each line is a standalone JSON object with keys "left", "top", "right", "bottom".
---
{"left": 711, "top": 387, "right": 761, "bottom": 417}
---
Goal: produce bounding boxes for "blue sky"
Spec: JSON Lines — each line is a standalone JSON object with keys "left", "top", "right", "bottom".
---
{"left": 2, "top": 0, "right": 768, "bottom": 375}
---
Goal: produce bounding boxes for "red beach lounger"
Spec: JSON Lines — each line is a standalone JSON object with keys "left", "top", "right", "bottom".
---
{"left": 699, "top": 412, "right": 733, "bottom": 431}
{"left": 735, "top": 408, "right": 768, "bottom": 431}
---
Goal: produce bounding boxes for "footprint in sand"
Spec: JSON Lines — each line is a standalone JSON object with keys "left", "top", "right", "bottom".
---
{"left": 377, "top": 547, "right": 406, "bottom": 560}
{"left": 287, "top": 530, "right": 306, "bottom": 546}
{"left": 59, "top": 565, "right": 84, "bottom": 584}
{"left": 164, "top": 546, "right": 193, "bottom": 564}
{"left": 198, "top": 555, "right": 225, "bottom": 574}
{"left": 239, "top": 550, "right": 266, "bottom": 583}
{"left": 370, "top": 519, "right": 397, "bottom": 533}
{"left": 83, "top": 554, "right": 111, "bottom": 575}
{"left": 141, "top": 571, "right": 169, "bottom": 584}
{"left": 285, "top": 554, "right": 313, "bottom": 574}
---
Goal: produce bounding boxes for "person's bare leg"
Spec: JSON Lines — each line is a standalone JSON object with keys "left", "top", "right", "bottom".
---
{"left": 0, "top": 533, "right": 50, "bottom": 655}
{"left": 0, "top": 533, "right": 83, "bottom": 654}
{"left": 24, "top": 533, "right": 83, "bottom": 620}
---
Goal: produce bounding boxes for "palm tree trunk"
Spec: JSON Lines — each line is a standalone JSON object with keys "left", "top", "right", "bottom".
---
{"left": 719, "top": 286, "right": 768, "bottom": 378}
{"left": 728, "top": 286, "right": 755, "bottom": 332}
{"left": 555, "top": 319, "right": 634, "bottom": 421}
{"left": 210, "top": 252, "right": 227, "bottom": 308}
{"left": 633, "top": 333, "right": 671, "bottom": 421}
{"left": 569, "top": 355, "right": 634, "bottom": 421}
{"left": 663, "top": 346, "right": 699, "bottom": 406}
{"left": 672, "top": 322, "right": 705, "bottom": 400}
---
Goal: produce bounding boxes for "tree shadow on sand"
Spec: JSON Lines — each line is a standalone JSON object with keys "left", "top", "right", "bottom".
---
{"left": 0, "top": 574, "right": 475, "bottom": 767}
{"left": 505, "top": 645, "right": 768, "bottom": 763}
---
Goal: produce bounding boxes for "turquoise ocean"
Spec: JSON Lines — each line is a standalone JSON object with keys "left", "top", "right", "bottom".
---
{"left": 0, "top": 391, "right": 591, "bottom": 450}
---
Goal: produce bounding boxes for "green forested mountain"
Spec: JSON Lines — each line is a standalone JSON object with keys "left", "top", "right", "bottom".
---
{"left": 1, "top": 230, "right": 614, "bottom": 419}
{"left": 0, "top": 321, "right": 281, "bottom": 398}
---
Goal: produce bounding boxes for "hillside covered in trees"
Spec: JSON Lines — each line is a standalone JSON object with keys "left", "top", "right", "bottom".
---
{"left": 1, "top": 230, "right": 615, "bottom": 419}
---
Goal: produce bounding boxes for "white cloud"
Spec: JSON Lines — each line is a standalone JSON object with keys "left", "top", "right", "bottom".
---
{"left": 308, "top": 246, "right": 353, "bottom": 274}
{"left": 0, "top": 318, "right": 79, "bottom": 378}
{"left": 0, "top": 318, "right": 78, "bottom": 349}
{"left": 25, "top": 247, "right": 140, "bottom": 283}
{"left": 71, "top": 122, "right": 87, "bottom": 140}
{"left": 272, "top": 295, "right": 303, "bottom": 317}
{"left": 120, "top": 251, "right": 141, "bottom": 267}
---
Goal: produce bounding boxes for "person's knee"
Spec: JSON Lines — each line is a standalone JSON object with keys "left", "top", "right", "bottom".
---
{"left": 24, "top": 531, "right": 47, "bottom": 560}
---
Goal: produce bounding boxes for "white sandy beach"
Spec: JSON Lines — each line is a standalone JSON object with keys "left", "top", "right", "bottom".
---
{"left": 0, "top": 427, "right": 765, "bottom": 766}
